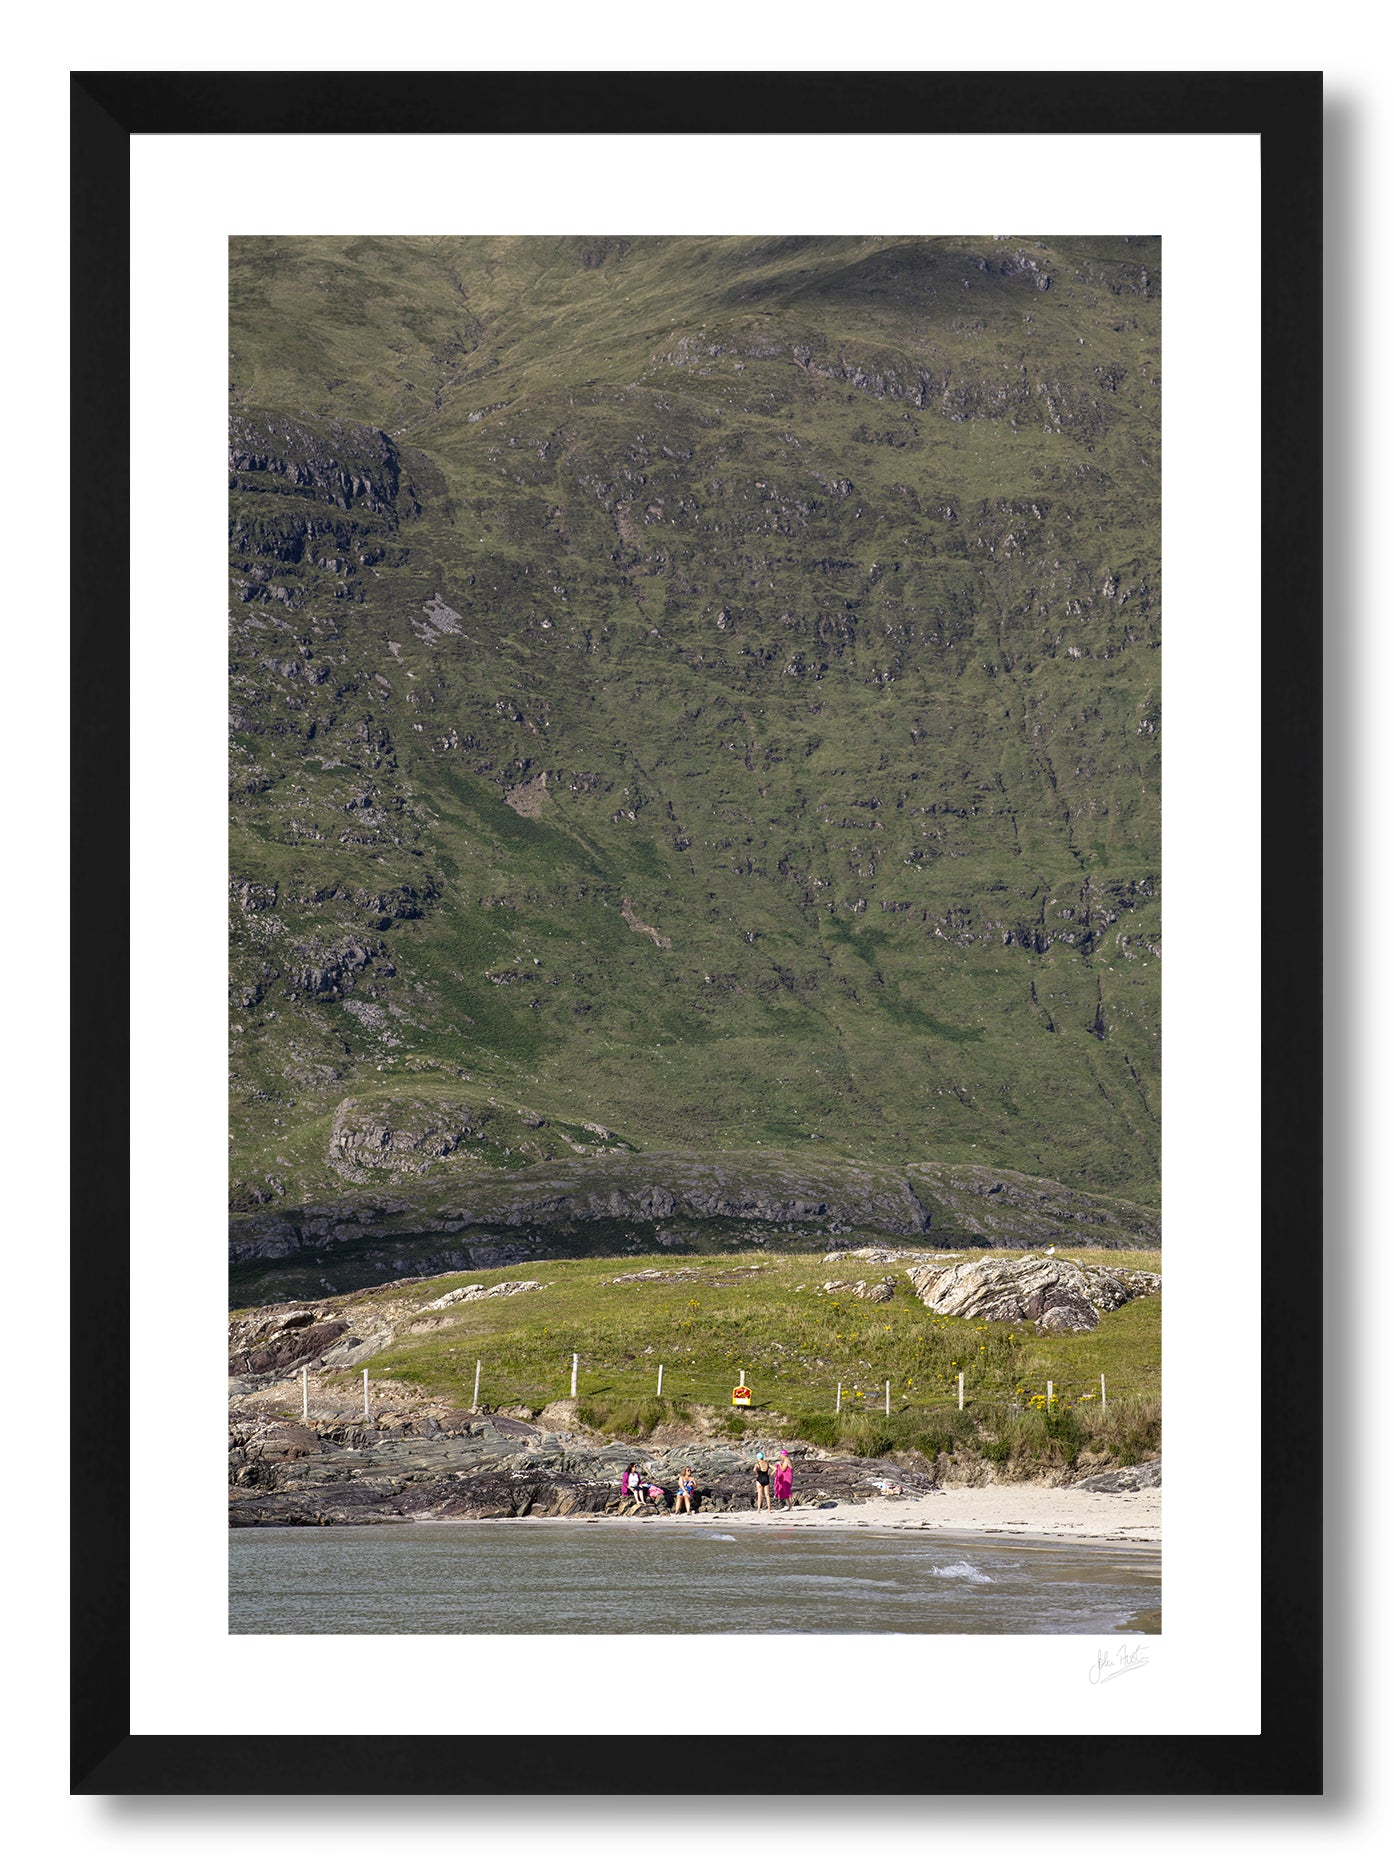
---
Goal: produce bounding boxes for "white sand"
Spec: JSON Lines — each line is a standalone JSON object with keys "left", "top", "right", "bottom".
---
{"left": 488, "top": 1486, "right": 1160, "bottom": 1545}
{"left": 741, "top": 1486, "right": 1160, "bottom": 1543}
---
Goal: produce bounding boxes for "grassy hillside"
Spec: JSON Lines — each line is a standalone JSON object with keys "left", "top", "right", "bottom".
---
{"left": 228, "top": 236, "right": 1160, "bottom": 1279}
{"left": 236, "top": 1247, "right": 1160, "bottom": 1471}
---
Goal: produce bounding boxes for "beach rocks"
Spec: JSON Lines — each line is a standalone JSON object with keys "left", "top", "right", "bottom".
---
{"left": 226, "top": 1411, "right": 940, "bottom": 1527}
{"left": 905, "top": 1255, "right": 1159, "bottom": 1332}
{"left": 1074, "top": 1460, "right": 1161, "bottom": 1493}
{"left": 238, "top": 1421, "right": 322, "bottom": 1462}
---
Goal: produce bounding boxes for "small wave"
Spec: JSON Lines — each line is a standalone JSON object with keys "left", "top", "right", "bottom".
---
{"left": 702, "top": 1533, "right": 737, "bottom": 1542}
{"left": 932, "top": 1561, "right": 994, "bottom": 1584}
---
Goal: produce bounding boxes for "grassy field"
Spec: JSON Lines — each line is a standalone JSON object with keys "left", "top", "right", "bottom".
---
{"left": 297, "top": 1246, "right": 1160, "bottom": 1470}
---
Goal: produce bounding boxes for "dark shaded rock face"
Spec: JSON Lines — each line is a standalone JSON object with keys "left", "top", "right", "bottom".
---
{"left": 907, "top": 1164, "right": 1161, "bottom": 1250}
{"left": 1033, "top": 1296, "right": 1097, "bottom": 1334}
{"left": 229, "top": 412, "right": 407, "bottom": 517}
{"left": 227, "top": 1302, "right": 356, "bottom": 1375}
{"left": 227, "top": 1152, "right": 949, "bottom": 1303}
{"left": 231, "top": 1320, "right": 350, "bottom": 1375}
{"left": 230, "top": 1151, "right": 932, "bottom": 1266}
{"left": 228, "top": 1150, "right": 1161, "bottom": 1309}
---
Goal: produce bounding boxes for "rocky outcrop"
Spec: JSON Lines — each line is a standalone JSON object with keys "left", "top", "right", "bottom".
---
{"left": 230, "top": 1150, "right": 932, "bottom": 1273}
{"left": 823, "top": 1246, "right": 956, "bottom": 1264}
{"left": 227, "top": 1399, "right": 1159, "bottom": 1527}
{"left": 229, "top": 411, "right": 409, "bottom": 517}
{"left": 1074, "top": 1460, "right": 1161, "bottom": 1493}
{"left": 906, "top": 1164, "right": 1160, "bottom": 1251}
{"left": 232, "top": 1156, "right": 1156, "bottom": 1277}
{"left": 274, "top": 940, "right": 394, "bottom": 1004}
{"left": 229, "top": 1310, "right": 351, "bottom": 1376}
{"left": 229, "top": 1149, "right": 1163, "bottom": 1306}
{"left": 905, "top": 1254, "right": 1160, "bottom": 1333}
{"left": 228, "top": 1297, "right": 401, "bottom": 1384}
{"left": 821, "top": 1277, "right": 897, "bottom": 1302}
{"left": 227, "top": 1414, "right": 938, "bottom": 1527}
{"left": 422, "top": 1279, "right": 544, "bottom": 1311}
{"left": 227, "top": 410, "right": 442, "bottom": 612}
{"left": 329, "top": 1096, "right": 478, "bottom": 1177}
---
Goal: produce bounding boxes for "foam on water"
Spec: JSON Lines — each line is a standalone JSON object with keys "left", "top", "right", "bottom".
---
{"left": 932, "top": 1560, "right": 994, "bottom": 1583}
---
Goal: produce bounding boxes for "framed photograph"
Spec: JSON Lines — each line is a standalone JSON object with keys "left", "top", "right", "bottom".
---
{"left": 74, "top": 69, "right": 1321, "bottom": 1795}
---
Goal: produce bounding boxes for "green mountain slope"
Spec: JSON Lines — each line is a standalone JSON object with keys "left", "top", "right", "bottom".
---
{"left": 229, "top": 235, "right": 1160, "bottom": 1287}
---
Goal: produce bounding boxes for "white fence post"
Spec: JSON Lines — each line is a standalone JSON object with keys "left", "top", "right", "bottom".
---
{"left": 571, "top": 1353, "right": 579, "bottom": 1399}
{"left": 302, "top": 1365, "right": 309, "bottom": 1422}
{"left": 1100, "top": 1373, "right": 1107, "bottom": 1411}
{"left": 657, "top": 1364, "right": 664, "bottom": 1397}
{"left": 1046, "top": 1380, "right": 1054, "bottom": 1410}
{"left": 363, "top": 1368, "right": 370, "bottom": 1423}
{"left": 885, "top": 1380, "right": 891, "bottom": 1417}
{"left": 473, "top": 1359, "right": 482, "bottom": 1411}
{"left": 836, "top": 1382, "right": 842, "bottom": 1414}
{"left": 957, "top": 1371, "right": 964, "bottom": 1412}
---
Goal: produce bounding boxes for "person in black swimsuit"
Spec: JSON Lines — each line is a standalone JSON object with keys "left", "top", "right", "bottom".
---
{"left": 751, "top": 1450, "right": 772, "bottom": 1511}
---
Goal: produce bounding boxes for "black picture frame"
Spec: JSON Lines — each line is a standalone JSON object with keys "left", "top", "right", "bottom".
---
{"left": 72, "top": 68, "right": 1322, "bottom": 1797}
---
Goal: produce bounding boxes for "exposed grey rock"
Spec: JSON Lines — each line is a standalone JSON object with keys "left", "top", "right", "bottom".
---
{"left": 1036, "top": 1298, "right": 1097, "bottom": 1333}
{"left": 229, "top": 411, "right": 407, "bottom": 515}
{"left": 417, "top": 595, "right": 464, "bottom": 637}
{"left": 905, "top": 1254, "right": 1159, "bottom": 1332}
{"left": 228, "top": 1305, "right": 351, "bottom": 1375}
{"left": 230, "top": 1150, "right": 1162, "bottom": 1306}
{"left": 329, "top": 1096, "right": 477, "bottom": 1176}
{"left": 821, "top": 1277, "right": 896, "bottom": 1302}
{"left": 423, "top": 1278, "right": 545, "bottom": 1311}
{"left": 823, "top": 1247, "right": 957, "bottom": 1265}
{"left": 230, "top": 1150, "right": 936, "bottom": 1274}
{"left": 906, "top": 1162, "right": 1160, "bottom": 1250}
{"left": 227, "top": 1412, "right": 940, "bottom": 1527}
{"left": 1074, "top": 1461, "right": 1161, "bottom": 1493}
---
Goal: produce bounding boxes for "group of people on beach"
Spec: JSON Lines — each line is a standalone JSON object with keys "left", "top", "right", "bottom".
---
{"left": 618, "top": 1449, "right": 793, "bottom": 1515}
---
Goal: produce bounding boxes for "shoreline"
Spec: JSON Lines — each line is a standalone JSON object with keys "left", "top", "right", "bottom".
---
{"left": 232, "top": 1396, "right": 1160, "bottom": 1539}
{"left": 399, "top": 1486, "right": 1161, "bottom": 1545}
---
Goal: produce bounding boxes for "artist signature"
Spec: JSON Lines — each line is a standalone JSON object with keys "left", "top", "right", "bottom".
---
{"left": 1088, "top": 1643, "right": 1150, "bottom": 1685}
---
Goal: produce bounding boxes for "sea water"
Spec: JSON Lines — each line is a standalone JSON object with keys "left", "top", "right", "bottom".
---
{"left": 229, "top": 1522, "right": 1159, "bottom": 1635}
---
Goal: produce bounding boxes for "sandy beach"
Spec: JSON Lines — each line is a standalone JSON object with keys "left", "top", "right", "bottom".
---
{"left": 427, "top": 1484, "right": 1160, "bottom": 1545}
